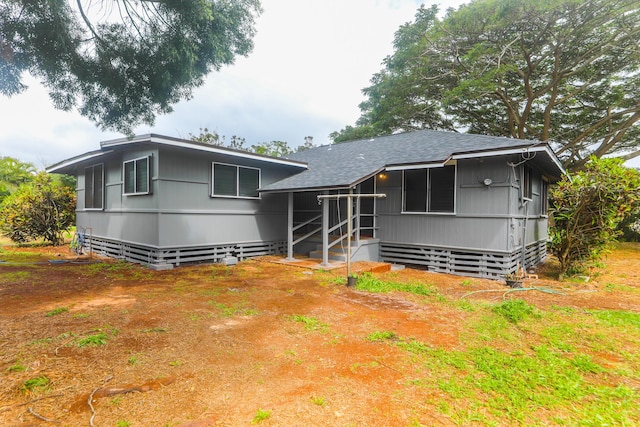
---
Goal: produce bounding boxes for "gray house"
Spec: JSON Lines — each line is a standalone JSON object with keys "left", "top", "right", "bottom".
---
{"left": 47, "top": 130, "right": 565, "bottom": 277}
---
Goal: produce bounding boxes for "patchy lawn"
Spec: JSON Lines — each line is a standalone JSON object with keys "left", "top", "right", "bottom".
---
{"left": 0, "top": 243, "right": 639, "bottom": 426}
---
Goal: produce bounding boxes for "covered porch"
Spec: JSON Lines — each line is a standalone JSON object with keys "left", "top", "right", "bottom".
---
{"left": 280, "top": 177, "right": 386, "bottom": 267}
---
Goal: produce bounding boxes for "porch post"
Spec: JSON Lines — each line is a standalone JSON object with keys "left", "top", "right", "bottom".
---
{"left": 355, "top": 190, "right": 361, "bottom": 246}
{"left": 347, "top": 188, "right": 353, "bottom": 277}
{"left": 285, "top": 192, "right": 295, "bottom": 261}
{"left": 321, "top": 191, "right": 330, "bottom": 266}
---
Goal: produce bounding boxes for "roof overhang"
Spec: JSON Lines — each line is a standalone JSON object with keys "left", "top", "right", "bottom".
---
{"left": 102, "top": 134, "right": 308, "bottom": 169}
{"left": 259, "top": 168, "right": 384, "bottom": 194}
{"left": 46, "top": 150, "right": 113, "bottom": 174}
{"left": 46, "top": 134, "right": 308, "bottom": 175}
{"left": 385, "top": 144, "right": 565, "bottom": 179}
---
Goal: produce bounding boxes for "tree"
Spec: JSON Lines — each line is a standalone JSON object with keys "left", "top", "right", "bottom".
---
{"left": 0, "top": 156, "right": 36, "bottom": 203}
{"left": 189, "top": 128, "right": 318, "bottom": 157}
{"left": 333, "top": 0, "right": 640, "bottom": 171}
{"left": 0, "top": 172, "right": 75, "bottom": 245}
{"left": 297, "top": 136, "right": 317, "bottom": 152}
{"left": 0, "top": 1, "right": 261, "bottom": 133}
{"left": 549, "top": 158, "right": 640, "bottom": 278}
{"left": 251, "top": 140, "right": 292, "bottom": 157}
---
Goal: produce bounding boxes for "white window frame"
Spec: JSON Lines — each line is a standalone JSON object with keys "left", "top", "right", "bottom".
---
{"left": 211, "top": 162, "right": 261, "bottom": 199}
{"left": 84, "top": 163, "right": 104, "bottom": 210}
{"left": 401, "top": 165, "right": 456, "bottom": 214}
{"left": 123, "top": 156, "right": 151, "bottom": 196}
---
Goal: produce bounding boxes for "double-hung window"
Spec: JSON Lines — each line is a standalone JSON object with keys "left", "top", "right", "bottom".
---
{"left": 521, "top": 165, "right": 533, "bottom": 201}
{"left": 84, "top": 164, "right": 104, "bottom": 210}
{"left": 402, "top": 165, "right": 455, "bottom": 213}
{"left": 212, "top": 163, "right": 260, "bottom": 198}
{"left": 123, "top": 156, "right": 151, "bottom": 195}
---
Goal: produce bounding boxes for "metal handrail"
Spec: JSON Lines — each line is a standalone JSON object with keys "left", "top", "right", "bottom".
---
{"left": 328, "top": 217, "right": 348, "bottom": 234}
{"left": 293, "top": 226, "right": 322, "bottom": 246}
{"left": 292, "top": 214, "right": 322, "bottom": 232}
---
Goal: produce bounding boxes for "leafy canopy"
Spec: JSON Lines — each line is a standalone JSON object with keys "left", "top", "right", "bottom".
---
{"left": 189, "top": 128, "right": 316, "bottom": 157}
{"left": 549, "top": 158, "right": 640, "bottom": 278}
{"left": 332, "top": 0, "right": 640, "bottom": 171}
{"left": 0, "top": 156, "right": 36, "bottom": 202}
{"left": 0, "top": 0, "right": 261, "bottom": 133}
{"left": 0, "top": 172, "right": 76, "bottom": 245}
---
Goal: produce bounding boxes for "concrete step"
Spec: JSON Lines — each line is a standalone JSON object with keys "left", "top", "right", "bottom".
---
{"left": 313, "top": 243, "right": 356, "bottom": 253}
{"left": 308, "top": 250, "right": 347, "bottom": 262}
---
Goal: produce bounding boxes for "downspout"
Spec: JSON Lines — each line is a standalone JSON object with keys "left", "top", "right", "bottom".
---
{"left": 521, "top": 199, "right": 530, "bottom": 272}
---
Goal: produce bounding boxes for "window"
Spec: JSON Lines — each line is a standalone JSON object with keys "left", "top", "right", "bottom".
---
{"left": 212, "top": 163, "right": 260, "bottom": 198}
{"left": 84, "top": 164, "right": 104, "bottom": 210}
{"left": 521, "top": 165, "right": 533, "bottom": 200}
{"left": 123, "top": 156, "right": 151, "bottom": 195}
{"left": 402, "top": 165, "right": 455, "bottom": 213}
{"left": 541, "top": 179, "right": 549, "bottom": 215}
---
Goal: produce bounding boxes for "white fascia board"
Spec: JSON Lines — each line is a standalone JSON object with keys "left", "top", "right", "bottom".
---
{"left": 385, "top": 145, "right": 564, "bottom": 175}
{"left": 46, "top": 150, "right": 112, "bottom": 173}
{"left": 385, "top": 161, "right": 448, "bottom": 171}
{"left": 452, "top": 145, "right": 565, "bottom": 173}
{"left": 101, "top": 134, "right": 308, "bottom": 169}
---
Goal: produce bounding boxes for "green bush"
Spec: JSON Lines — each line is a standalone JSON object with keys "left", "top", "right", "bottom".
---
{"left": 549, "top": 158, "right": 640, "bottom": 278}
{"left": 0, "top": 172, "right": 75, "bottom": 245}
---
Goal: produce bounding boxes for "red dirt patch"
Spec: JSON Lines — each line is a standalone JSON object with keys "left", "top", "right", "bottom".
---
{"left": 1, "top": 243, "right": 639, "bottom": 426}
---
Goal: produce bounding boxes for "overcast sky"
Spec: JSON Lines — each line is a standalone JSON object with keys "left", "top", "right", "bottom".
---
{"left": 3, "top": 0, "right": 637, "bottom": 170}
{"left": 1, "top": 0, "right": 473, "bottom": 169}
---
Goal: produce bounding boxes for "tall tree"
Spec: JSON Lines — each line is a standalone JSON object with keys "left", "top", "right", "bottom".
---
{"left": 0, "top": 156, "right": 36, "bottom": 202}
{"left": 0, "top": 0, "right": 261, "bottom": 133}
{"left": 333, "top": 0, "right": 640, "bottom": 170}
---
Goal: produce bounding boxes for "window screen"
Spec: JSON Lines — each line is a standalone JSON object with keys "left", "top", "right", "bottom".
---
{"left": 84, "top": 164, "right": 104, "bottom": 209}
{"left": 238, "top": 167, "right": 259, "bottom": 198}
{"left": 429, "top": 166, "right": 455, "bottom": 212}
{"left": 402, "top": 166, "right": 455, "bottom": 213}
{"left": 403, "top": 169, "right": 428, "bottom": 212}
{"left": 212, "top": 163, "right": 260, "bottom": 198}
{"left": 213, "top": 164, "right": 237, "bottom": 196}
{"left": 123, "top": 157, "right": 151, "bottom": 195}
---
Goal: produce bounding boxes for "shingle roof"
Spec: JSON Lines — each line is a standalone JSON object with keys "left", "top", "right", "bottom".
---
{"left": 260, "top": 130, "right": 564, "bottom": 193}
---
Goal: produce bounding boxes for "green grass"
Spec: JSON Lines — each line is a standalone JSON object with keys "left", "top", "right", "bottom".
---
{"left": 363, "top": 296, "right": 640, "bottom": 426}
{"left": 251, "top": 409, "right": 271, "bottom": 424}
{"left": 77, "top": 332, "right": 109, "bottom": 347}
{"left": 21, "top": 376, "right": 50, "bottom": 394}
{"left": 310, "top": 395, "right": 326, "bottom": 406}
{"left": 365, "top": 330, "right": 398, "bottom": 342}
{"left": 341, "top": 272, "right": 437, "bottom": 296}
{"left": 287, "top": 314, "right": 328, "bottom": 332}
{"left": 45, "top": 307, "right": 69, "bottom": 317}
{"left": 370, "top": 332, "right": 638, "bottom": 425}
{"left": 491, "top": 299, "right": 539, "bottom": 323}
{"left": 77, "top": 332, "right": 108, "bottom": 347}
{"left": 587, "top": 309, "right": 640, "bottom": 330}
{"left": 6, "top": 363, "right": 27, "bottom": 372}
{"left": 0, "top": 270, "right": 32, "bottom": 281}
{"left": 207, "top": 300, "right": 259, "bottom": 317}
{"left": 84, "top": 260, "right": 151, "bottom": 280}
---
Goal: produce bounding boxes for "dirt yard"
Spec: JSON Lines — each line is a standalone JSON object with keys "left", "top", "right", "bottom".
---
{"left": 1, "top": 244, "right": 639, "bottom": 426}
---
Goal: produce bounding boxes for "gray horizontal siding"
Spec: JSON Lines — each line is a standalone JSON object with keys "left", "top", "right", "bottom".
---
{"left": 377, "top": 214, "right": 509, "bottom": 252}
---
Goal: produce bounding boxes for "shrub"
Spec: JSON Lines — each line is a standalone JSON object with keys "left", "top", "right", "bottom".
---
{"left": 0, "top": 172, "right": 75, "bottom": 245}
{"left": 549, "top": 158, "right": 640, "bottom": 278}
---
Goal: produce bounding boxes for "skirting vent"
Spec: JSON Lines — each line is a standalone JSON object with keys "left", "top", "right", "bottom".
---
{"left": 86, "top": 236, "right": 286, "bottom": 269}
{"left": 380, "top": 241, "right": 547, "bottom": 279}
